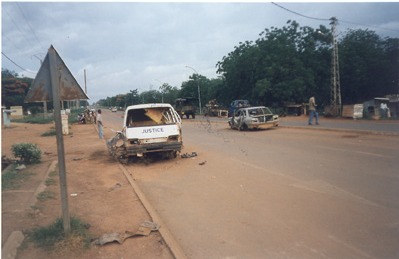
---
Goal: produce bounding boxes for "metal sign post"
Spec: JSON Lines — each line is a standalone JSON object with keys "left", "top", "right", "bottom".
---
{"left": 25, "top": 45, "right": 89, "bottom": 235}
{"left": 48, "top": 47, "right": 71, "bottom": 234}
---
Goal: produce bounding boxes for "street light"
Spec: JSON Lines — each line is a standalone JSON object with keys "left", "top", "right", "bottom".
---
{"left": 185, "top": 65, "right": 202, "bottom": 114}
{"left": 154, "top": 79, "right": 164, "bottom": 103}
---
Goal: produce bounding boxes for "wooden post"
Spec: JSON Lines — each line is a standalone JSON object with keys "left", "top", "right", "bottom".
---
{"left": 49, "top": 46, "right": 71, "bottom": 234}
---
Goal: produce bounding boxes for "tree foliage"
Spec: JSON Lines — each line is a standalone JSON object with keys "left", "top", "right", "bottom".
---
{"left": 339, "top": 29, "right": 399, "bottom": 103}
{"left": 216, "top": 20, "right": 398, "bottom": 108}
{"left": 2, "top": 69, "right": 31, "bottom": 107}
{"left": 4, "top": 21, "right": 398, "bottom": 112}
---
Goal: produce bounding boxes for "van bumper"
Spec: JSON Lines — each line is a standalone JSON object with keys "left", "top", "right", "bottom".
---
{"left": 125, "top": 141, "right": 182, "bottom": 156}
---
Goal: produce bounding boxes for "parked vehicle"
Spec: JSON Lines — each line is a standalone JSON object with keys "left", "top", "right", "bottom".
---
{"left": 107, "top": 103, "right": 182, "bottom": 163}
{"left": 175, "top": 97, "right": 196, "bottom": 119}
{"left": 229, "top": 106, "right": 279, "bottom": 130}
{"left": 228, "top": 100, "right": 251, "bottom": 117}
{"left": 203, "top": 99, "right": 228, "bottom": 117}
{"left": 111, "top": 107, "right": 118, "bottom": 112}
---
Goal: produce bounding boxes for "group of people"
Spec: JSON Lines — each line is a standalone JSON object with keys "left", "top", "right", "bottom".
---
{"left": 77, "top": 108, "right": 103, "bottom": 139}
{"left": 77, "top": 109, "right": 97, "bottom": 124}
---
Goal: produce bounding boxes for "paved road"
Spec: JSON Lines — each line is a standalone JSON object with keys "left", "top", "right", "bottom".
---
{"left": 279, "top": 116, "right": 399, "bottom": 135}
{"left": 103, "top": 110, "right": 399, "bottom": 258}
{"left": 197, "top": 115, "right": 399, "bottom": 135}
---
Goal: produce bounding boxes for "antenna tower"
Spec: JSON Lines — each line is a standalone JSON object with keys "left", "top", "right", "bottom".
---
{"left": 330, "top": 17, "right": 342, "bottom": 116}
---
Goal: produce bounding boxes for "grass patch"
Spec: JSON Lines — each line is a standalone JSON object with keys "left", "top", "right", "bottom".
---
{"left": 2, "top": 169, "right": 34, "bottom": 190}
{"left": 12, "top": 108, "right": 84, "bottom": 125}
{"left": 13, "top": 115, "right": 54, "bottom": 124}
{"left": 41, "top": 129, "right": 56, "bottom": 137}
{"left": 37, "top": 190, "right": 56, "bottom": 201}
{"left": 45, "top": 178, "right": 56, "bottom": 186}
{"left": 28, "top": 216, "right": 92, "bottom": 253}
{"left": 49, "top": 170, "right": 57, "bottom": 177}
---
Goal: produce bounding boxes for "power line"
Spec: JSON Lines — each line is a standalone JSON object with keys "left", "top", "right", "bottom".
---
{"left": 339, "top": 19, "right": 399, "bottom": 34}
{"left": 1, "top": 52, "right": 36, "bottom": 75}
{"left": 16, "top": 2, "right": 46, "bottom": 52}
{"left": 5, "top": 9, "right": 32, "bottom": 45}
{"left": 271, "top": 2, "right": 399, "bottom": 34}
{"left": 271, "top": 2, "right": 330, "bottom": 22}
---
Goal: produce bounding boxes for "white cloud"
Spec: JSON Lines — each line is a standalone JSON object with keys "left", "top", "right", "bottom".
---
{"left": 2, "top": 2, "right": 399, "bottom": 103}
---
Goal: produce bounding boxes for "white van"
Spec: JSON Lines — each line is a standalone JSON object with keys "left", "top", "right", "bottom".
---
{"left": 108, "top": 103, "right": 182, "bottom": 162}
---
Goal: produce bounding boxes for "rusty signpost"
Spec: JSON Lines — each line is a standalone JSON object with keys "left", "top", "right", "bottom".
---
{"left": 25, "top": 45, "right": 88, "bottom": 234}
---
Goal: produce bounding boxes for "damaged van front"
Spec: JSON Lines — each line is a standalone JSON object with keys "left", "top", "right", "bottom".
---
{"left": 107, "top": 103, "right": 182, "bottom": 163}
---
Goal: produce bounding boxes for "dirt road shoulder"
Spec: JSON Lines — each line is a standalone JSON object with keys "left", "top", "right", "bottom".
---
{"left": 2, "top": 122, "right": 173, "bottom": 259}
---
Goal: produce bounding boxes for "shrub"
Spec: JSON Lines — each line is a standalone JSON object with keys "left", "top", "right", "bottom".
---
{"left": 41, "top": 129, "right": 56, "bottom": 137}
{"left": 29, "top": 217, "right": 92, "bottom": 251}
{"left": 11, "top": 143, "right": 42, "bottom": 164}
{"left": 37, "top": 190, "right": 56, "bottom": 201}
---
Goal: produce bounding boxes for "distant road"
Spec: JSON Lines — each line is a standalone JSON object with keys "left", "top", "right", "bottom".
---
{"left": 102, "top": 110, "right": 399, "bottom": 258}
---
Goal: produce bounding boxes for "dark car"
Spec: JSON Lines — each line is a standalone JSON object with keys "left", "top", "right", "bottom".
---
{"left": 175, "top": 97, "right": 197, "bottom": 119}
{"left": 228, "top": 100, "right": 251, "bottom": 117}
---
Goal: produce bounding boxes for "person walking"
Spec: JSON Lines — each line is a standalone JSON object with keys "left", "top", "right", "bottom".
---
{"left": 308, "top": 96, "right": 319, "bottom": 125}
{"left": 97, "top": 109, "right": 104, "bottom": 139}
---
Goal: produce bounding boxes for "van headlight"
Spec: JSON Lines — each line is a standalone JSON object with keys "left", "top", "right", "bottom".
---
{"left": 130, "top": 139, "right": 139, "bottom": 144}
{"left": 168, "top": 135, "right": 179, "bottom": 141}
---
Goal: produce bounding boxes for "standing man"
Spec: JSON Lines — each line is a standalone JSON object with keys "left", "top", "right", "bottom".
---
{"left": 308, "top": 96, "right": 319, "bottom": 125}
{"left": 97, "top": 109, "right": 104, "bottom": 139}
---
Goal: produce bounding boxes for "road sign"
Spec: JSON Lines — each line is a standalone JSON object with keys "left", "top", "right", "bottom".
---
{"left": 25, "top": 45, "right": 88, "bottom": 102}
{"left": 25, "top": 45, "right": 88, "bottom": 234}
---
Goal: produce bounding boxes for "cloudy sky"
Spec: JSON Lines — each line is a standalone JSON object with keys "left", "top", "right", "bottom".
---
{"left": 2, "top": 1, "right": 399, "bottom": 103}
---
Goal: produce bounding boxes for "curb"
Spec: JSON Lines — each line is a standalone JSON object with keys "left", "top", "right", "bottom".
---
{"left": 118, "top": 164, "right": 188, "bottom": 259}
{"left": 94, "top": 123, "right": 187, "bottom": 259}
{"left": 1, "top": 231, "right": 25, "bottom": 259}
{"left": 29, "top": 160, "right": 58, "bottom": 207}
{"left": 2, "top": 161, "right": 58, "bottom": 259}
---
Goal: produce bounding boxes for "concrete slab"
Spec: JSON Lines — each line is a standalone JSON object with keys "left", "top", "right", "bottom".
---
{"left": 1, "top": 231, "right": 25, "bottom": 259}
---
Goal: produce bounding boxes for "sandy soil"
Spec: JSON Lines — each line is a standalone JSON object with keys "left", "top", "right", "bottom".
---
{"left": 1, "top": 122, "right": 173, "bottom": 259}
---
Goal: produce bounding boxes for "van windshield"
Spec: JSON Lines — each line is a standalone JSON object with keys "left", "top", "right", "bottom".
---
{"left": 126, "top": 107, "right": 177, "bottom": 127}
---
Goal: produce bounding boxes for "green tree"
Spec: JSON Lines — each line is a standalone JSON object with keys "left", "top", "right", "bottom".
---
{"left": 217, "top": 20, "right": 330, "bottom": 106}
{"left": 339, "top": 29, "right": 399, "bottom": 104}
{"left": 1, "top": 69, "right": 32, "bottom": 107}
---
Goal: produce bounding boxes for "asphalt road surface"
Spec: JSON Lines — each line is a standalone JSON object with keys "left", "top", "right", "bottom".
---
{"left": 102, "top": 110, "right": 399, "bottom": 259}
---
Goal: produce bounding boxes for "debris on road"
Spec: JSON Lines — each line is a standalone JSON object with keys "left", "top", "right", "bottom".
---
{"left": 15, "top": 164, "right": 26, "bottom": 170}
{"left": 108, "top": 183, "right": 122, "bottom": 192}
{"left": 92, "top": 221, "right": 160, "bottom": 246}
{"left": 199, "top": 161, "right": 207, "bottom": 166}
{"left": 181, "top": 152, "right": 198, "bottom": 158}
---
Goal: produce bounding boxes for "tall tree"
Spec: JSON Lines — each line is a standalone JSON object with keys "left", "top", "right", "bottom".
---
{"left": 339, "top": 29, "right": 388, "bottom": 103}
{"left": 217, "top": 20, "right": 332, "bottom": 107}
{"left": 1, "top": 69, "right": 32, "bottom": 107}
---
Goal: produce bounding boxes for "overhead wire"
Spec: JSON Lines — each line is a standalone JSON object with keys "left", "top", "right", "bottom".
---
{"left": 271, "top": 2, "right": 399, "bottom": 34}
{"left": 5, "top": 9, "right": 32, "bottom": 46}
{"left": 2, "top": 3, "right": 45, "bottom": 75}
{"left": 271, "top": 2, "right": 330, "bottom": 22}
{"left": 15, "top": 2, "right": 46, "bottom": 52}
{"left": 2, "top": 52, "right": 36, "bottom": 75}
{"left": 338, "top": 18, "right": 399, "bottom": 34}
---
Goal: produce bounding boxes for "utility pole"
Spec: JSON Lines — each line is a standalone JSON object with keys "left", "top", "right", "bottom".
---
{"left": 330, "top": 17, "right": 342, "bottom": 117}
{"left": 185, "top": 65, "right": 202, "bottom": 114}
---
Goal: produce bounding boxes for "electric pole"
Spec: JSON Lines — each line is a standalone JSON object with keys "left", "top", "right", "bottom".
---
{"left": 330, "top": 17, "right": 342, "bottom": 117}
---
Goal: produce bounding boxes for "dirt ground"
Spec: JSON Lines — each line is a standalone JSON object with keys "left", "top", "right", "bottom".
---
{"left": 1, "top": 122, "right": 174, "bottom": 259}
